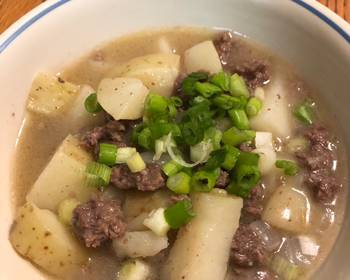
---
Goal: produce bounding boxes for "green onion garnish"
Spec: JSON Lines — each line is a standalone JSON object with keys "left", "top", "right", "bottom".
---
{"left": 137, "top": 127, "right": 153, "bottom": 150}
{"left": 270, "top": 256, "right": 301, "bottom": 280}
{"left": 98, "top": 143, "right": 118, "bottom": 166}
{"left": 229, "top": 74, "right": 250, "bottom": 98}
{"left": 149, "top": 121, "right": 181, "bottom": 140}
{"left": 221, "top": 145, "right": 241, "bottom": 171}
{"left": 228, "top": 109, "right": 250, "bottom": 130}
{"left": 236, "top": 151, "right": 260, "bottom": 166}
{"left": 85, "top": 162, "right": 112, "bottom": 188}
{"left": 170, "top": 96, "right": 183, "bottom": 107}
{"left": 182, "top": 72, "right": 209, "bottom": 96}
{"left": 116, "top": 147, "right": 137, "bottom": 163}
{"left": 166, "top": 172, "right": 191, "bottom": 194}
{"left": 275, "top": 160, "right": 299, "bottom": 176}
{"left": 205, "top": 149, "right": 227, "bottom": 170}
{"left": 84, "top": 93, "right": 103, "bottom": 113}
{"left": 294, "top": 101, "right": 314, "bottom": 125}
{"left": 212, "top": 94, "right": 247, "bottom": 110}
{"left": 246, "top": 97, "right": 262, "bottom": 117}
{"left": 227, "top": 164, "right": 261, "bottom": 198}
{"left": 191, "top": 168, "right": 220, "bottom": 192}
{"left": 145, "top": 93, "right": 169, "bottom": 120}
{"left": 126, "top": 152, "right": 146, "bottom": 173}
{"left": 222, "top": 127, "right": 256, "bottom": 147}
{"left": 162, "top": 160, "right": 183, "bottom": 176}
{"left": 210, "top": 71, "right": 231, "bottom": 91}
{"left": 204, "top": 127, "right": 223, "bottom": 150}
{"left": 164, "top": 200, "right": 195, "bottom": 229}
{"left": 194, "top": 82, "right": 222, "bottom": 98}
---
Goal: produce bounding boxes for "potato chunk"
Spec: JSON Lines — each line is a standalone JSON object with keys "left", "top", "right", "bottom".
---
{"left": 27, "top": 73, "right": 79, "bottom": 115}
{"left": 97, "top": 77, "right": 149, "bottom": 120}
{"left": 27, "top": 135, "right": 96, "bottom": 211}
{"left": 10, "top": 203, "right": 88, "bottom": 277}
{"left": 250, "top": 77, "right": 293, "bottom": 138}
{"left": 108, "top": 53, "right": 180, "bottom": 97}
{"left": 262, "top": 185, "right": 311, "bottom": 233}
{"left": 184, "top": 40, "right": 222, "bottom": 74}
{"left": 162, "top": 191, "right": 243, "bottom": 280}
{"left": 113, "top": 231, "right": 168, "bottom": 258}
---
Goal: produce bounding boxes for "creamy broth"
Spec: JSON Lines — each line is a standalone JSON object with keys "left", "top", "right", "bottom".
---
{"left": 12, "top": 27, "right": 347, "bottom": 280}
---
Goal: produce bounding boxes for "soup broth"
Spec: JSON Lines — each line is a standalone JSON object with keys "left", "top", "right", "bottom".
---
{"left": 11, "top": 27, "right": 347, "bottom": 280}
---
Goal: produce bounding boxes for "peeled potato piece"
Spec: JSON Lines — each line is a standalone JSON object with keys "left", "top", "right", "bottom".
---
{"left": 250, "top": 77, "right": 293, "bottom": 138}
{"left": 27, "top": 135, "right": 96, "bottom": 211}
{"left": 162, "top": 191, "right": 243, "bottom": 280}
{"left": 10, "top": 203, "right": 88, "bottom": 277}
{"left": 107, "top": 53, "right": 180, "bottom": 97}
{"left": 27, "top": 73, "right": 79, "bottom": 115}
{"left": 97, "top": 77, "right": 149, "bottom": 120}
{"left": 262, "top": 184, "right": 311, "bottom": 233}
{"left": 184, "top": 40, "right": 222, "bottom": 74}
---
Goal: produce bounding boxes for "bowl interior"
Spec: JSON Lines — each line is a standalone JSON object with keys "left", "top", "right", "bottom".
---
{"left": 1, "top": 0, "right": 350, "bottom": 278}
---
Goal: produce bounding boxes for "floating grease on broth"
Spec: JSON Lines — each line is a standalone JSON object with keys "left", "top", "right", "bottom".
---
{"left": 10, "top": 27, "right": 347, "bottom": 280}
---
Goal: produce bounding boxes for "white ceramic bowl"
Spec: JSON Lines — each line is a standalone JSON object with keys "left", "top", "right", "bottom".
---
{"left": 1, "top": 0, "right": 350, "bottom": 279}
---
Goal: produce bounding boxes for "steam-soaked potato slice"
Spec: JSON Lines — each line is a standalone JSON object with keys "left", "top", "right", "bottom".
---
{"left": 113, "top": 231, "right": 168, "bottom": 258}
{"left": 27, "top": 73, "right": 79, "bottom": 115}
{"left": 250, "top": 77, "right": 293, "bottom": 138}
{"left": 162, "top": 191, "right": 243, "bottom": 280}
{"left": 184, "top": 40, "right": 222, "bottom": 74}
{"left": 107, "top": 53, "right": 180, "bottom": 97}
{"left": 10, "top": 203, "right": 88, "bottom": 277}
{"left": 262, "top": 185, "right": 311, "bottom": 233}
{"left": 27, "top": 135, "right": 96, "bottom": 211}
{"left": 97, "top": 77, "right": 149, "bottom": 120}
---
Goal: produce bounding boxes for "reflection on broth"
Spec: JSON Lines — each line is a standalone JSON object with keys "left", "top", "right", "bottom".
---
{"left": 11, "top": 27, "right": 347, "bottom": 280}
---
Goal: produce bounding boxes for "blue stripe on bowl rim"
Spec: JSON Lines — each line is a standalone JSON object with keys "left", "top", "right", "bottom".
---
{"left": 0, "top": 0, "right": 349, "bottom": 54}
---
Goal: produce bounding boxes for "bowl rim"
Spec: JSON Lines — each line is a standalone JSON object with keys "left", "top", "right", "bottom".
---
{"left": 0, "top": 0, "right": 349, "bottom": 55}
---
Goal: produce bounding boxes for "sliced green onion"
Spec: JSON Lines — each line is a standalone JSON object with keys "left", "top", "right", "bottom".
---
{"left": 154, "top": 136, "right": 167, "bottom": 160}
{"left": 162, "top": 160, "right": 183, "bottom": 176}
{"left": 205, "top": 148, "right": 227, "bottom": 170}
{"left": 222, "top": 127, "right": 256, "bottom": 146}
{"left": 228, "top": 109, "right": 250, "bottom": 130}
{"left": 98, "top": 143, "right": 118, "bottom": 166}
{"left": 275, "top": 160, "right": 299, "bottom": 176}
{"left": 170, "top": 96, "right": 183, "bottom": 107}
{"left": 85, "top": 162, "right": 112, "bottom": 187}
{"left": 210, "top": 71, "right": 231, "bottom": 91}
{"left": 149, "top": 121, "right": 181, "bottom": 140}
{"left": 191, "top": 96, "right": 211, "bottom": 106}
{"left": 190, "top": 139, "right": 213, "bottom": 163}
{"left": 145, "top": 93, "right": 169, "bottom": 119}
{"left": 294, "top": 101, "right": 314, "bottom": 125}
{"left": 270, "top": 256, "right": 301, "bottom": 280}
{"left": 182, "top": 72, "right": 209, "bottom": 96}
{"left": 204, "top": 127, "right": 222, "bottom": 150}
{"left": 236, "top": 151, "right": 260, "bottom": 167}
{"left": 137, "top": 127, "right": 153, "bottom": 150}
{"left": 126, "top": 152, "right": 146, "bottom": 173}
{"left": 84, "top": 93, "right": 103, "bottom": 113}
{"left": 164, "top": 200, "right": 195, "bottom": 229}
{"left": 222, "top": 145, "right": 241, "bottom": 171}
{"left": 229, "top": 73, "right": 250, "bottom": 98}
{"left": 191, "top": 168, "right": 220, "bottom": 192}
{"left": 227, "top": 165, "right": 261, "bottom": 198}
{"left": 212, "top": 94, "right": 247, "bottom": 110}
{"left": 116, "top": 147, "right": 137, "bottom": 163}
{"left": 166, "top": 172, "right": 191, "bottom": 194}
{"left": 246, "top": 97, "right": 262, "bottom": 117}
{"left": 194, "top": 82, "right": 222, "bottom": 98}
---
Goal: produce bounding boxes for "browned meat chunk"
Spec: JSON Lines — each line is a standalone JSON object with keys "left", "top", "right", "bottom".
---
{"left": 110, "top": 163, "right": 165, "bottom": 191}
{"left": 216, "top": 169, "right": 230, "bottom": 188}
{"left": 81, "top": 119, "right": 139, "bottom": 158}
{"left": 243, "top": 184, "right": 264, "bottom": 219}
{"left": 231, "top": 225, "right": 266, "bottom": 267}
{"left": 72, "top": 198, "right": 126, "bottom": 248}
{"left": 214, "top": 32, "right": 270, "bottom": 89}
{"left": 296, "top": 125, "right": 340, "bottom": 202}
{"left": 239, "top": 142, "right": 255, "bottom": 152}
